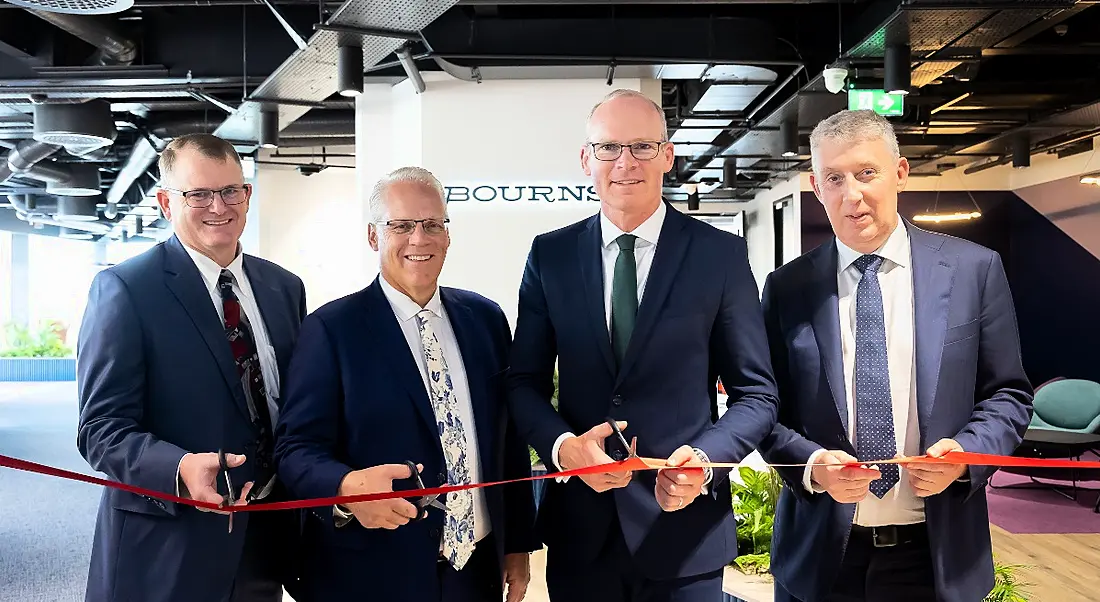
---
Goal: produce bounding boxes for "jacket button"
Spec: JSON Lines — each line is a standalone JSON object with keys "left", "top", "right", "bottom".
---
{"left": 438, "top": 471, "right": 447, "bottom": 483}
{"left": 611, "top": 449, "right": 624, "bottom": 461}
{"left": 612, "top": 395, "right": 623, "bottom": 406}
{"left": 430, "top": 528, "right": 440, "bottom": 539}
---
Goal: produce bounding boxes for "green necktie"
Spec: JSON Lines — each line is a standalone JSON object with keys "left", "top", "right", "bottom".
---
{"left": 610, "top": 233, "right": 638, "bottom": 367}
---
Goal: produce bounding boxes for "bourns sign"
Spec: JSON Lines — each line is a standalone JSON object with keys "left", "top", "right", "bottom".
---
{"left": 444, "top": 184, "right": 599, "bottom": 203}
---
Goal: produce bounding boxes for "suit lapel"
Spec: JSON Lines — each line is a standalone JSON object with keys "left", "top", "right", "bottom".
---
{"left": 579, "top": 216, "right": 616, "bottom": 377}
{"left": 362, "top": 280, "right": 441, "bottom": 451}
{"left": 908, "top": 223, "right": 955, "bottom": 441}
{"left": 440, "top": 289, "right": 494, "bottom": 471}
{"left": 809, "top": 240, "right": 849, "bottom": 432}
{"left": 161, "top": 236, "right": 251, "bottom": 422}
{"left": 242, "top": 257, "right": 284, "bottom": 391}
{"left": 615, "top": 204, "right": 690, "bottom": 387}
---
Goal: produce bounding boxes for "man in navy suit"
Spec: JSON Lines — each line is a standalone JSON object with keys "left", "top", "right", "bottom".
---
{"left": 507, "top": 89, "right": 780, "bottom": 602}
{"left": 758, "top": 109, "right": 1033, "bottom": 602}
{"left": 273, "top": 166, "right": 539, "bottom": 602}
{"left": 76, "top": 133, "right": 308, "bottom": 602}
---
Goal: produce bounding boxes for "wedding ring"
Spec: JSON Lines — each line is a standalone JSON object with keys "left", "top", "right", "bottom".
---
{"left": 676, "top": 497, "right": 684, "bottom": 509}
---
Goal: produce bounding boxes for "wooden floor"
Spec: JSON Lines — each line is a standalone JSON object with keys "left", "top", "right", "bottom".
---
{"left": 990, "top": 524, "right": 1100, "bottom": 601}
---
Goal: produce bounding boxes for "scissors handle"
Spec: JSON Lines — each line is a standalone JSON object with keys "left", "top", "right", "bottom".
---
{"left": 605, "top": 417, "right": 636, "bottom": 458}
{"left": 397, "top": 460, "right": 431, "bottom": 522}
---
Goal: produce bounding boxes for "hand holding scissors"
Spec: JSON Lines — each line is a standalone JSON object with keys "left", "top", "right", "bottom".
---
{"left": 335, "top": 462, "right": 424, "bottom": 530}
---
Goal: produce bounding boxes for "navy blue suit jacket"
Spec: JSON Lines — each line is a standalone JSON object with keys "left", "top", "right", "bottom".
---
{"left": 76, "top": 235, "right": 307, "bottom": 602}
{"left": 758, "top": 222, "right": 1033, "bottom": 602}
{"left": 273, "top": 278, "right": 539, "bottom": 602}
{"left": 507, "top": 202, "right": 780, "bottom": 580}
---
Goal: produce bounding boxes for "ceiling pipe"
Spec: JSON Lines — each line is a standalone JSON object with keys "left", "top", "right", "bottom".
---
{"left": 25, "top": 9, "right": 138, "bottom": 66}
{"left": 2, "top": 139, "right": 62, "bottom": 185}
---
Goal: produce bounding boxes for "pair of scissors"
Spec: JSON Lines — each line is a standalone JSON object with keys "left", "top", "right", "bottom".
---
{"left": 218, "top": 449, "right": 237, "bottom": 533}
{"left": 606, "top": 417, "right": 638, "bottom": 460}
{"left": 399, "top": 460, "right": 450, "bottom": 522}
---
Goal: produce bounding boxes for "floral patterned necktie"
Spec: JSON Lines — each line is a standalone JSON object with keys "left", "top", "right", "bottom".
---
{"left": 415, "top": 308, "right": 476, "bottom": 569}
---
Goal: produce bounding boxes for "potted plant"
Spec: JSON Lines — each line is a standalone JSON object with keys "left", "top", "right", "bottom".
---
{"left": 730, "top": 466, "right": 782, "bottom": 578}
{"left": 0, "top": 321, "right": 76, "bottom": 381}
{"left": 985, "top": 559, "right": 1031, "bottom": 602}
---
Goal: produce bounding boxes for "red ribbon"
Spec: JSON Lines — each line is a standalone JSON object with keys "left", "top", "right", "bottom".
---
{"left": 1, "top": 451, "right": 1096, "bottom": 513}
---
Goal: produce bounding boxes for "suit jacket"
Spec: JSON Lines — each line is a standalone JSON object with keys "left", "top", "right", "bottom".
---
{"left": 272, "top": 278, "right": 539, "bottom": 602}
{"left": 507, "top": 202, "right": 780, "bottom": 580}
{"left": 758, "top": 221, "right": 1033, "bottom": 602}
{"left": 76, "top": 234, "right": 308, "bottom": 602}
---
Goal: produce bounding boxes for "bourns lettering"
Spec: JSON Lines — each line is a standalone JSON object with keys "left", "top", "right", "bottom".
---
{"left": 444, "top": 185, "right": 600, "bottom": 203}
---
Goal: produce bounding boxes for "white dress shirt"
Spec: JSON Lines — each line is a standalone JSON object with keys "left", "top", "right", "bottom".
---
{"left": 803, "top": 218, "right": 925, "bottom": 527}
{"left": 378, "top": 275, "right": 491, "bottom": 545}
{"left": 177, "top": 243, "right": 281, "bottom": 498}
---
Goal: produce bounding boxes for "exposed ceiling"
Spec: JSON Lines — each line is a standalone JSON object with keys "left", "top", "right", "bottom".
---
{"left": 0, "top": 0, "right": 1097, "bottom": 239}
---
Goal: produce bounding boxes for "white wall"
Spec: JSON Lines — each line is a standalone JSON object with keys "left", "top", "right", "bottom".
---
{"left": 416, "top": 75, "right": 653, "bottom": 326}
{"left": 255, "top": 163, "right": 364, "bottom": 312}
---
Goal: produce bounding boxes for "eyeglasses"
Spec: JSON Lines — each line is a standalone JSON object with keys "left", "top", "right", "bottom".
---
{"left": 163, "top": 184, "right": 251, "bottom": 208}
{"left": 589, "top": 141, "right": 666, "bottom": 161}
{"left": 379, "top": 217, "right": 450, "bottom": 236}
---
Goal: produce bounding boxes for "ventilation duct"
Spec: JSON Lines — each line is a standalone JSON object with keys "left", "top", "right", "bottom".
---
{"left": 57, "top": 195, "right": 100, "bottom": 221}
{"left": 4, "top": 139, "right": 63, "bottom": 184}
{"left": 25, "top": 10, "right": 137, "bottom": 63}
{"left": 47, "top": 163, "right": 101, "bottom": 196}
{"left": 33, "top": 100, "right": 116, "bottom": 152}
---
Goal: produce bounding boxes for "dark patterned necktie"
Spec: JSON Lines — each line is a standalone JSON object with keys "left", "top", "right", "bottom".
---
{"left": 852, "top": 254, "right": 900, "bottom": 498}
{"left": 610, "top": 233, "right": 638, "bottom": 368}
{"left": 218, "top": 269, "right": 274, "bottom": 495}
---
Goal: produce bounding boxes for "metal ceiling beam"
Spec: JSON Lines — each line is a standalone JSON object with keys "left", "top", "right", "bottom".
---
{"left": 456, "top": 0, "right": 855, "bottom": 3}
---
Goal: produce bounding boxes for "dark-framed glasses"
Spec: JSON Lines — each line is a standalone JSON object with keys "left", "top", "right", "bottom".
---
{"left": 589, "top": 141, "right": 666, "bottom": 161}
{"left": 380, "top": 217, "right": 450, "bottom": 236}
{"left": 163, "top": 184, "right": 251, "bottom": 208}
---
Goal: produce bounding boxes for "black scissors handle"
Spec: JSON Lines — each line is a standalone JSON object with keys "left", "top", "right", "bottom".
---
{"left": 218, "top": 448, "right": 237, "bottom": 505}
{"left": 397, "top": 460, "right": 431, "bottom": 522}
{"left": 606, "top": 417, "right": 637, "bottom": 459}
{"left": 217, "top": 449, "right": 237, "bottom": 533}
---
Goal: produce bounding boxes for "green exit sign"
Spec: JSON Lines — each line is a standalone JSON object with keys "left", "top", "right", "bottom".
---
{"left": 848, "top": 89, "right": 905, "bottom": 116}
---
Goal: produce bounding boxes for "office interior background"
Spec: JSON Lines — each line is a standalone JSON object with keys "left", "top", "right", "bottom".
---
{"left": 0, "top": 0, "right": 1099, "bottom": 600}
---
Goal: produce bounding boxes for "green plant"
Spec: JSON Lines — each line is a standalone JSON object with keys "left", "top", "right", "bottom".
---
{"left": 984, "top": 560, "right": 1031, "bottom": 602}
{"left": 0, "top": 321, "right": 73, "bottom": 358}
{"left": 733, "top": 552, "right": 771, "bottom": 575}
{"left": 730, "top": 466, "right": 782, "bottom": 572}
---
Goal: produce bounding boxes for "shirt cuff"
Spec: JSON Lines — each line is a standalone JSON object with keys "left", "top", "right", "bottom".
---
{"left": 334, "top": 504, "right": 353, "bottom": 528}
{"left": 803, "top": 448, "right": 828, "bottom": 494}
{"left": 551, "top": 432, "right": 575, "bottom": 483}
{"left": 175, "top": 454, "right": 187, "bottom": 498}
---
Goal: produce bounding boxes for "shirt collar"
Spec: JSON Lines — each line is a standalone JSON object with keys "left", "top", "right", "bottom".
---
{"left": 379, "top": 274, "right": 443, "bottom": 323}
{"left": 181, "top": 241, "right": 245, "bottom": 291}
{"left": 600, "top": 200, "right": 666, "bottom": 249}
{"left": 836, "top": 216, "right": 910, "bottom": 273}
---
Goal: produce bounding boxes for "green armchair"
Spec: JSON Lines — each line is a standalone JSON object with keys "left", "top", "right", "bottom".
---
{"left": 1029, "top": 378, "right": 1100, "bottom": 434}
{"left": 991, "top": 378, "right": 1100, "bottom": 511}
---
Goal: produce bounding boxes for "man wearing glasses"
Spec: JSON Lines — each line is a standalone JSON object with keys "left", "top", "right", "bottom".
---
{"left": 507, "top": 89, "right": 780, "bottom": 601}
{"left": 76, "top": 133, "right": 308, "bottom": 602}
{"left": 274, "top": 166, "right": 539, "bottom": 602}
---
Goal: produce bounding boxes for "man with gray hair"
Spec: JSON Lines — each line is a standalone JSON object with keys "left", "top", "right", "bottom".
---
{"left": 274, "top": 166, "right": 539, "bottom": 602}
{"left": 757, "top": 109, "right": 1033, "bottom": 601}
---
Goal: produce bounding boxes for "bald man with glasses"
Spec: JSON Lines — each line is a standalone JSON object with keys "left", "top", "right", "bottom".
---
{"left": 76, "top": 133, "right": 308, "bottom": 602}
{"left": 507, "top": 88, "right": 780, "bottom": 602}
